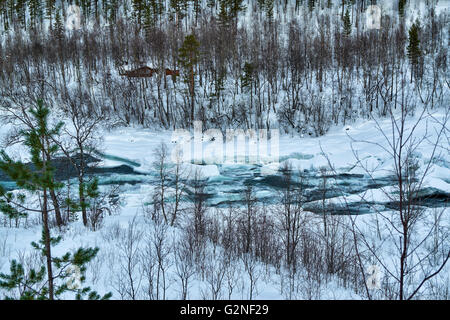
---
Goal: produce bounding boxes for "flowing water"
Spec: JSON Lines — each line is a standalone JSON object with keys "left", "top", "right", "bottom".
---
{"left": 1, "top": 153, "right": 448, "bottom": 214}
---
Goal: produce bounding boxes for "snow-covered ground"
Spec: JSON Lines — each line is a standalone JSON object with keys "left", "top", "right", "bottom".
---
{"left": 97, "top": 109, "right": 450, "bottom": 197}
{"left": 0, "top": 109, "right": 448, "bottom": 299}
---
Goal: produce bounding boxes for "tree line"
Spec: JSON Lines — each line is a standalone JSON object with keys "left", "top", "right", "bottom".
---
{"left": 0, "top": 0, "right": 447, "bottom": 134}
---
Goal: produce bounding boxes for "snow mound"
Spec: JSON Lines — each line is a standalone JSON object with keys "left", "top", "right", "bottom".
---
{"left": 180, "top": 163, "right": 220, "bottom": 179}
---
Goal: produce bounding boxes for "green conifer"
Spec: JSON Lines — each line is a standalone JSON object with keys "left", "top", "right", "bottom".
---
{"left": 343, "top": 8, "right": 352, "bottom": 36}
{"left": 0, "top": 101, "right": 110, "bottom": 300}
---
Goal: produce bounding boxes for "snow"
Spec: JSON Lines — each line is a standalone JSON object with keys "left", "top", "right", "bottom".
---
{"left": 0, "top": 0, "right": 448, "bottom": 301}
{"left": 1, "top": 118, "right": 448, "bottom": 300}
{"left": 1, "top": 109, "right": 447, "bottom": 299}
{"left": 180, "top": 163, "right": 221, "bottom": 179}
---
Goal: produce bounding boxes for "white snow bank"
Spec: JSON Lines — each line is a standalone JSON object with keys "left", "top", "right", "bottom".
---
{"left": 180, "top": 163, "right": 220, "bottom": 179}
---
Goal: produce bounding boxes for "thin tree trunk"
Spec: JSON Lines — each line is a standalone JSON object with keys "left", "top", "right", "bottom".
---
{"left": 42, "top": 145, "right": 54, "bottom": 300}
{"left": 42, "top": 189, "right": 54, "bottom": 300}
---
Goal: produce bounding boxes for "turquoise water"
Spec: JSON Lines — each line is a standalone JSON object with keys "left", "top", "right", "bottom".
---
{"left": 1, "top": 153, "right": 448, "bottom": 214}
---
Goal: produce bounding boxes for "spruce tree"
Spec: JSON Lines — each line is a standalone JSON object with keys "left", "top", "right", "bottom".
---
{"left": 257, "top": 0, "right": 273, "bottom": 19}
{"left": 45, "top": 0, "right": 56, "bottom": 23}
{"left": 407, "top": 21, "right": 422, "bottom": 81}
{"left": 218, "top": 0, "right": 230, "bottom": 28}
{"left": 219, "top": 0, "right": 245, "bottom": 27}
{"left": 53, "top": 10, "right": 65, "bottom": 43}
{"left": 241, "top": 62, "right": 256, "bottom": 117}
{"left": 308, "top": 0, "right": 315, "bottom": 12}
{"left": 28, "top": 0, "right": 43, "bottom": 28}
{"left": 170, "top": 0, "right": 188, "bottom": 28}
{"left": 179, "top": 34, "right": 200, "bottom": 122}
{"left": 343, "top": 8, "right": 352, "bottom": 36}
{"left": 241, "top": 62, "right": 255, "bottom": 91}
{"left": 229, "top": 0, "right": 246, "bottom": 19}
{"left": 399, "top": 0, "right": 407, "bottom": 18}
{"left": 132, "top": 0, "right": 142, "bottom": 25}
{"left": 15, "top": 0, "right": 26, "bottom": 28}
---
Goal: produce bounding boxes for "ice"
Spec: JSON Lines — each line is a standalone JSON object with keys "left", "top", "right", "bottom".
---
{"left": 261, "top": 162, "right": 280, "bottom": 176}
{"left": 180, "top": 163, "right": 220, "bottom": 179}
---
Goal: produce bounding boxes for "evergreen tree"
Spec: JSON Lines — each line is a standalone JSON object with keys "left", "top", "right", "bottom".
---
{"left": 218, "top": 0, "right": 230, "bottom": 27}
{"left": 241, "top": 62, "right": 255, "bottom": 91}
{"left": 0, "top": 101, "right": 109, "bottom": 300}
{"left": 308, "top": 0, "right": 315, "bottom": 12}
{"left": 193, "top": 0, "right": 201, "bottom": 24}
{"left": 343, "top": 8, "right": 352, "bottom": 36}
{"left": 28, "top": 0, "right": 43, "bottom": 28}
{"left": 53, "top": 10, "right": 65, "bottom": 43}
{"left": 147, "top": 0, "right": 164, "bottom": 28}
{"left": 220, "top": 0, "right": 245, "bottom": 27}
{"left": 80, "top": 0, "right": 92, "bottom": 20}
{"left": 241, "top": 62, "right": 256, "bottom": 116}
{"left": 15, "top": 0, "right": 27, "bottom": 28}
{"left": 143, "top": 6, "right": 155, "bottom": 34}
{"left": 1, "top": 1, "right": 10, "bottom": 31}
{"left": 264, "top": 0, "right": 274, "bottom": 20}
{"left": 142, "top": 0, "right": 162, "bottom": 31}
{"left": 399, "top": 0, "right": 407, "bottom": 18}
{"left": 45, "top": 0, "right": 56, "bottom": 23}
{"left": 170, "top": 0, "right": 188, "bottom": 29}
{"left": 106, "top": 0, "right": 119, "bottom": 24}
{"left": 407, "top": 21, "right": 422, "bottom": 81}
{"left": 132, "top": 0, "right": 145, "bottom": 25}
{"left": 257, "top": 0, "right": 273, "bottom": 18}
{"left": 179, "top": 34, "right": 201, "bottom": 122}
{"left": 229, "top": 0, "right": 246, "bottom": 19}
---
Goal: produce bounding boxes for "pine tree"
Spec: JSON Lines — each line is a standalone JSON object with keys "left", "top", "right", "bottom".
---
{"left": 241, "top": 62, "right": 256, "bottom": 116}
{"left": 143, "top": 6, "right": 155, "bottom": 34}
{"left": 132, "top": 0, "right": 145, "bottom": 25}
{"left": 407, "top": 21, "right": 422, "bottom": 81}
{"left": 179, "top": 34, "right": 200, "bottom": 122}
{"left": 218, "top": 0, "right": 245, "bottom": 27}
{"left": 143, "top": 0, "right": 164, "bottom": 31}
{"left": 265, "top": 0, "right": 274, "bottom": 20}
{"left": 0, "top": 101, "right": 110, "bottom": 300}
{"left": 80, "top": 0, "right": 92, "bottom": 20}
{"left": 15, "top": 0, "right": 27, "bottom": 29}
{"left": 241, "top": 62, "right": 255, "bottom": 91}
{"left": 170, "top": 0, "right": 188, "bottom": 29}
{"left": 107, "top": 0, "right": 119, "bottom": 25}
{"left": 218, "top": 0, "right": 230, "bottom": 28}
{"left": 53, "top": 10, "right": 65, "bottom": 43}
{"left": 28, "top": 0, "right": 43, "bottom": 28}
{"left": 229, "top": 0, "right": 246, "bottom": 19}
{"left": 1, "top": 1, "right": 10, "bottom": 31}
{"left": 193, "top": 0, "right": 201, "bottom": 24}
{"left": 308, "top": 0, "right": 315, "bottom": 12}
{"left": 45, "top": 0, "right": 56, "bottom": 23}
{"left": 399, "top": 0, "right": 407, "bottom": 18}
{"left": 343, "top": 8, "right": 352, "bottom": 36}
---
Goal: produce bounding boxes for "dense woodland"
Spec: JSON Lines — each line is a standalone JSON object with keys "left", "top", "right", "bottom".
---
{"left": 0, "top": 0, "right": 448, "bottom": 301}
{"left": 0, "top": 0, "right": 447, "bottom": 134}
